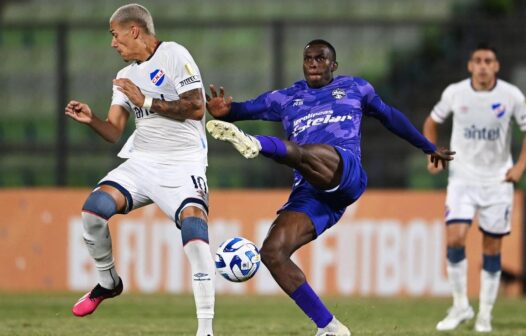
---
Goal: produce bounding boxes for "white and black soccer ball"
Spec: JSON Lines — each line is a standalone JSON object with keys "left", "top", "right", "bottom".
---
{"left": 215, "top": 237, "right": 261, "bottom": 282}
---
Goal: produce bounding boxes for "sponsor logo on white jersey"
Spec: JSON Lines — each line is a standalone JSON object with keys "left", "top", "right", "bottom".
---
{"left": 179, "top": 75, "right": 200, "bottom": 87}
{"left": 463, "top": 125, "right": 500, "bottom": 141}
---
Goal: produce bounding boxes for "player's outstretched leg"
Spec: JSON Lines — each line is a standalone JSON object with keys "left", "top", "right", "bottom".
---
{"left": 206, "top": 120, "right": 262, "bottom": 158}
{"left": 72, "top": 277, "right": 123, "bottom": 317}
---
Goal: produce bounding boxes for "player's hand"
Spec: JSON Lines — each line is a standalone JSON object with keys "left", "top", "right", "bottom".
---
{"left": 505, "top": 164, "right": 525, "bottom": 183}
{"left": 428, "top": 147, "right": 455, "bottom": 170}
{"left": 427, "top": 159, "right": 444, "bottom": 174}
{"left": 206, "top": 84, "right": 232, "bottom": 118}
{"left": 113, "top": 78, "right": 145, "bottom": 107}
{"left": 65, "top": 100, "right": 93, "bottom": 124}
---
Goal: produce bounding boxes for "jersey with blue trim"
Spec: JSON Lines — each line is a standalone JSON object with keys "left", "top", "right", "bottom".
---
{"left": 226, "top": 75, "right": 436, "bottom": 159}
{"left": 430, "top": 79, "right": 526, "bottom": 185}
{"left": 111, "top": 41, "right": 207, "bottom": 165}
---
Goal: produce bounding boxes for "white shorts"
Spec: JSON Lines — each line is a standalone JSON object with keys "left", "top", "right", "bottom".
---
{"left": 445, "top": 181, "right": 513, "bottom": 236}
{"left": 97, "top": 158, "right": 208, "bottom": 228}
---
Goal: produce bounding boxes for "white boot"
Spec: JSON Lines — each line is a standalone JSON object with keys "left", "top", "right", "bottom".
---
{"left": 315, "top": 316, "right": 351, "bottom": 336}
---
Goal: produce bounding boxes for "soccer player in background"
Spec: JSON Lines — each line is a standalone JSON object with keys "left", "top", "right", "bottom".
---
{"left": 64, "top": 4, "right": 215, "bottom": 335}
{"left": 423, "top": 44, "right": 526, "bottom": 333}
{"left": 205, "top": 39, "right": 454, "bottom": 336}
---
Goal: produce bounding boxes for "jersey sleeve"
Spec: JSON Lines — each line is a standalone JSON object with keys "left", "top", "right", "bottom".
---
{"left": 165, "top": 44, "right": 203, "bottom": 95}
{"left": 221, "top": 90, "right": 283, "bottom": 122}
{"left": 111, "top": 70, "right": 132, "bottom": 113}
{"left": 430, "top": 85, "right": 454, "bottom": 124}
{"left": 511, "top": 87, "right": 526, "bottom": 131}
{"left": 360, "top": 78, "right": 436, "bottom": 154}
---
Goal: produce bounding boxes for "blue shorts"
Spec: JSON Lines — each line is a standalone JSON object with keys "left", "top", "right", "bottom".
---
{"left": 278, "top": 146, "right": 367, "bottom": 237}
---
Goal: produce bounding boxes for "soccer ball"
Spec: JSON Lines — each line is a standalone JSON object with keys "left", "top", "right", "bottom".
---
{"left": 215, "top": 237, "right": 261, "bottom": 282}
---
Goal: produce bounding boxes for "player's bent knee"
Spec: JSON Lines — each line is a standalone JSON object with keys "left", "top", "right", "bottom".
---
{"left": 82, "top": 190, "right": 118, "bottom": 220}
{"left": 181, "top": 217, "right": 209, "bottom": 245}
{"left": 260, "top": 243, "right": 285, "bottom": 268}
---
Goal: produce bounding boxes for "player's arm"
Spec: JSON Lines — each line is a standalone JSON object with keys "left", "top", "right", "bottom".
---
{"left": 206, "top": 84, "right": 281, "bottom": 122}
{"left": 366, "top": 95, "right": 454, "bottom": 168}
{"left": 65, "top": 101, "right": 129, "bottom": 143}
{"left": 113, "top": 78, "right": 204, "bottom": 121}
{"left": 506, "top": 133, "right": 526, "bottom": 182}
{"left": 150, "top": 88, "right": 204, "bottom": 121}
{"left": 423, "top": 116, "right": 444, "bottom": 174}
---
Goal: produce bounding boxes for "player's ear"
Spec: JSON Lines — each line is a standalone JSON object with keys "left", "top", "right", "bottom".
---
{"left": 131, "top": 25, "right": 140, "bottom": 39}
{"left": 331, "top": 61, "right": 338, "bottom": 72}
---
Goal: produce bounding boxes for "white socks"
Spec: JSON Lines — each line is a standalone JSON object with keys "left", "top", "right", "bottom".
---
{"left": 81, "top": 212, "right": 119, "bottom": 289}
{"left": 183, "top": 239, "right": 215, "bottom": 335}
{"left": 448, "top": 258, "right": 501, "bottom": 316}
{"left": 479, "top": 269, "right": 501, "bottom": 316}
{"left": 447, "top": 259, "right": 469, "bottom": 308}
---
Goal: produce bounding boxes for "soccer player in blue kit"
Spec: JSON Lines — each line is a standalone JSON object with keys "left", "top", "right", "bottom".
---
{"left": 206, "top": 39, "right": 455, "bottom": 335}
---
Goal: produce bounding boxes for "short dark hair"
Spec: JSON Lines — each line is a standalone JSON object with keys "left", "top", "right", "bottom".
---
{"left": 471, "top": 42, "right": 498, "bottom": 59}
{"left": 305, "top": 39, "right": 337, "bottom": 62}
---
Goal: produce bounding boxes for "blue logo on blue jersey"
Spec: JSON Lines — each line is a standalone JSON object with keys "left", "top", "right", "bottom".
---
{"left": 491, "top": 103, "right": 506, "bottom": 118}
{"left": 150, "top": 69, "right": 165, "bottom": 87}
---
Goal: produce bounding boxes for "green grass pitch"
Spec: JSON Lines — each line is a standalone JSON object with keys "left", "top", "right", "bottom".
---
{"left": 0, "top": 293, "right": 525, "bottom": 335}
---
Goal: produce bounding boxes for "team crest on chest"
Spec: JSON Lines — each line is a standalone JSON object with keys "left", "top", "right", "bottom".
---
{"left": 491, "top": 103, "right": 506, "bottom": 118}
{"left": 150, "top": 69, "right": 166, "bottom": 87}
{"left": 332, "top": 88, "right": 346, "bottom": 99}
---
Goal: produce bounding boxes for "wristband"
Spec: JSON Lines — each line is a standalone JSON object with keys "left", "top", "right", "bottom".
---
{"left": 142, "top": 96, "right": 153, "bottom": 110}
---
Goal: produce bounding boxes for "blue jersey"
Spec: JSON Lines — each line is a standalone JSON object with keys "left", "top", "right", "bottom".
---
{"left": 225, "top": 75, "right": 436, "bottom": 158}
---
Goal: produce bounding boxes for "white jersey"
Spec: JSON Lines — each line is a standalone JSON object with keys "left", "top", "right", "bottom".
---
{"left": 430, "top": 78, "right": 526, "bottom": 185}
{"left": 111, "top": 41, "right": 207, "bottom": 165}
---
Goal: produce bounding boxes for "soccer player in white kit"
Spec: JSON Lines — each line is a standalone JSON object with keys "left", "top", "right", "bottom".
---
{"left": 423, "top": 44, "right": 526, "bottom": 333}
{"left": 64, "top": 4, "right": 215, "bottom": 336}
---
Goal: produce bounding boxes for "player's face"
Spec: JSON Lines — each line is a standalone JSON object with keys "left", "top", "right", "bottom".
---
{"left": 109, "top": 21, "right": 137, "bottom": 62}
{"left": 468, "top": 49, "right": 499, "bottom": 86}
{"left": 303, "top": 44, "right": 337, "bottom": 88}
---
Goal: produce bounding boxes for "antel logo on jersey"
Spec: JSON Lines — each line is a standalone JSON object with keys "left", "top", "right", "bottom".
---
{"left": 464, "top": 124, "right": 500, "bottom": 141}
{"left": 491, "top": 103, "right": 506, "bottom": 118}
{"left": 332, "top": 88, "right": 346, "bottom": 99}
{"left": 150, "top": 69, "right": 166, "bottom": 87}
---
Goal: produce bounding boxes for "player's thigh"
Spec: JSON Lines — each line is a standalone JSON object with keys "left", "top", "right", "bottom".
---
{"left": 150, "top": 163, "right": 209, "bottom": 228}
{"left": 445, "top": 182, "right": 477, "bottom": 224}
{"left": 97, "top": 159, "right": 152, "bottom": 214}
{"left": 478, "top": 183, "right": 513, "bottom": 236}
{"left": 296, "top": 144, "right": 342, "bottom": 188}
{"left": 444, "top": 182, "right": 477, "bottom": 246}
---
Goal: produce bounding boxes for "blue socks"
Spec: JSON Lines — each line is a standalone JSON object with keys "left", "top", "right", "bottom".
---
{"left": 255, "top": 135, "right": 287, "bottom": 159}
{"left": 290, "top": 282, "right": 333, "bottom": 328}
{"left": 483, "top": 254, "right": 501, "bottom": 273}
{"left": 447, "top": 246, "right": 465, "bottom": 263}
